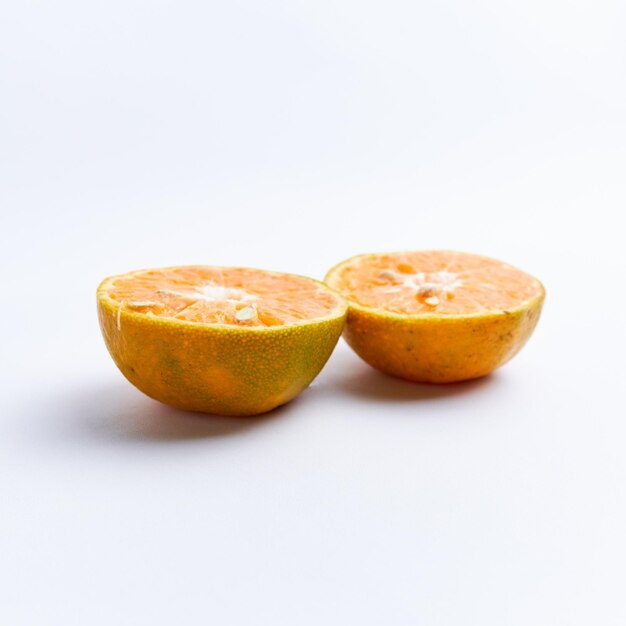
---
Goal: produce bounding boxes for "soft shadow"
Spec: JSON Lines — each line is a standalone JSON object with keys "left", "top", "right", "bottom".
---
{"left": 51, "top": 381, "right": 296, "bottom": 445}
{"left": 332, "top": 359, "right": 498, "bottom": 403}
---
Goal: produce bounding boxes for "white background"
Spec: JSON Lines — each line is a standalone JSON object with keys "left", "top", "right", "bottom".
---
{"left": 1, "top": 0, "right": 625, "bottom": 624}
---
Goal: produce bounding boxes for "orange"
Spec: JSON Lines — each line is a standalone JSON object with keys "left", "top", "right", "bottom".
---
{"left": 97, "top": 266, "right": 347, "bottom": 415}
{"left": 325, "top": 251, "right": 545, "bottom": 383}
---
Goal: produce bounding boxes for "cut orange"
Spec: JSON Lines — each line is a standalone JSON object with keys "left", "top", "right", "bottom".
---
{"left": 97, "top": 266, "right": 347, "bottom": 415}
{"left": 325, "top": 251, "right": 545, "bottom": 383}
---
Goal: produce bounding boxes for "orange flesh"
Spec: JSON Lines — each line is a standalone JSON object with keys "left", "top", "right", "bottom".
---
{"left": 103, "top": 266, "right": 341, "bottom": 327}
{"left": 329, "top": 251, "right": 543, "bottom": 315}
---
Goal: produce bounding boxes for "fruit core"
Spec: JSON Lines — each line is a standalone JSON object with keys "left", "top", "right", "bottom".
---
{"left": 378, "top": 268, "right": 463, "bottom": 307}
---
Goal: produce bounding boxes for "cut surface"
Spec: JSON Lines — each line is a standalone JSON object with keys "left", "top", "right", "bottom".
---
{"left": 100, "top": 266, "right": 344, "bottom": 328}
{"left": 326, "top": 251, "right": 544, "bottom": 316}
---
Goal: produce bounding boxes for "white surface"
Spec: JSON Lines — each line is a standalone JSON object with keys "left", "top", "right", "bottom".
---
{"left": 1, "top": 0, "right": 625, "bottom": 624}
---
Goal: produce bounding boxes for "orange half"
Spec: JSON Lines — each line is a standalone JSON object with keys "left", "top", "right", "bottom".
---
{"left": 98, "top": 266, "right": 347, "bottom": 415}
{"left": 325, "top": 251, "right": 545, "bottom": 383}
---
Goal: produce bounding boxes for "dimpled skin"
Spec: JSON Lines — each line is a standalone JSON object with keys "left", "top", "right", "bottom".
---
{"left": 97, "top": 295, "right": 346, "bottom": 416}
{"left": 340, "top": 299, "right": 544, "bottom": 383}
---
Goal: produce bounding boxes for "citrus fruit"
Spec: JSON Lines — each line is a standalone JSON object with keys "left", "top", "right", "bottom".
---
{"left": 97, "top": 266, "right": 347, "bottom": 415}
{"left": 325, "top": 251, "right": 545, "bottom": 383}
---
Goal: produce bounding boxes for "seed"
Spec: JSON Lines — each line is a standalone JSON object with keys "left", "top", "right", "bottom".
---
{"left": 425, "top": 296, "right": 440, "bottom": 306}
{"left": 235, "top": 305, "right": 257, "bottom": 321}
{"left": 156, "top": 289, "right": 197, "bottom": 300}
{"left": 378, "top": 270, "right": 396, "bottom": 280}
{"left": 418, "top": 285, "right": 437, "bottom": 297}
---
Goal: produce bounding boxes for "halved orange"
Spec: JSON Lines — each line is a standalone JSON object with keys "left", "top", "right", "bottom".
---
{"left": 97, "top": 266, "right": 347, "bottom": 415}
{"left": 325, "top": 251, "right": 545, "bottom": 383}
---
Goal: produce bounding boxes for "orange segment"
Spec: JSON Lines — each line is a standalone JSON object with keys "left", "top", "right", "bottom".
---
{"left": 102, "top": 266, "right": 342, "bottom": 327}
{"left": 327, "top": 251, "right": 543, "bottom": 316}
